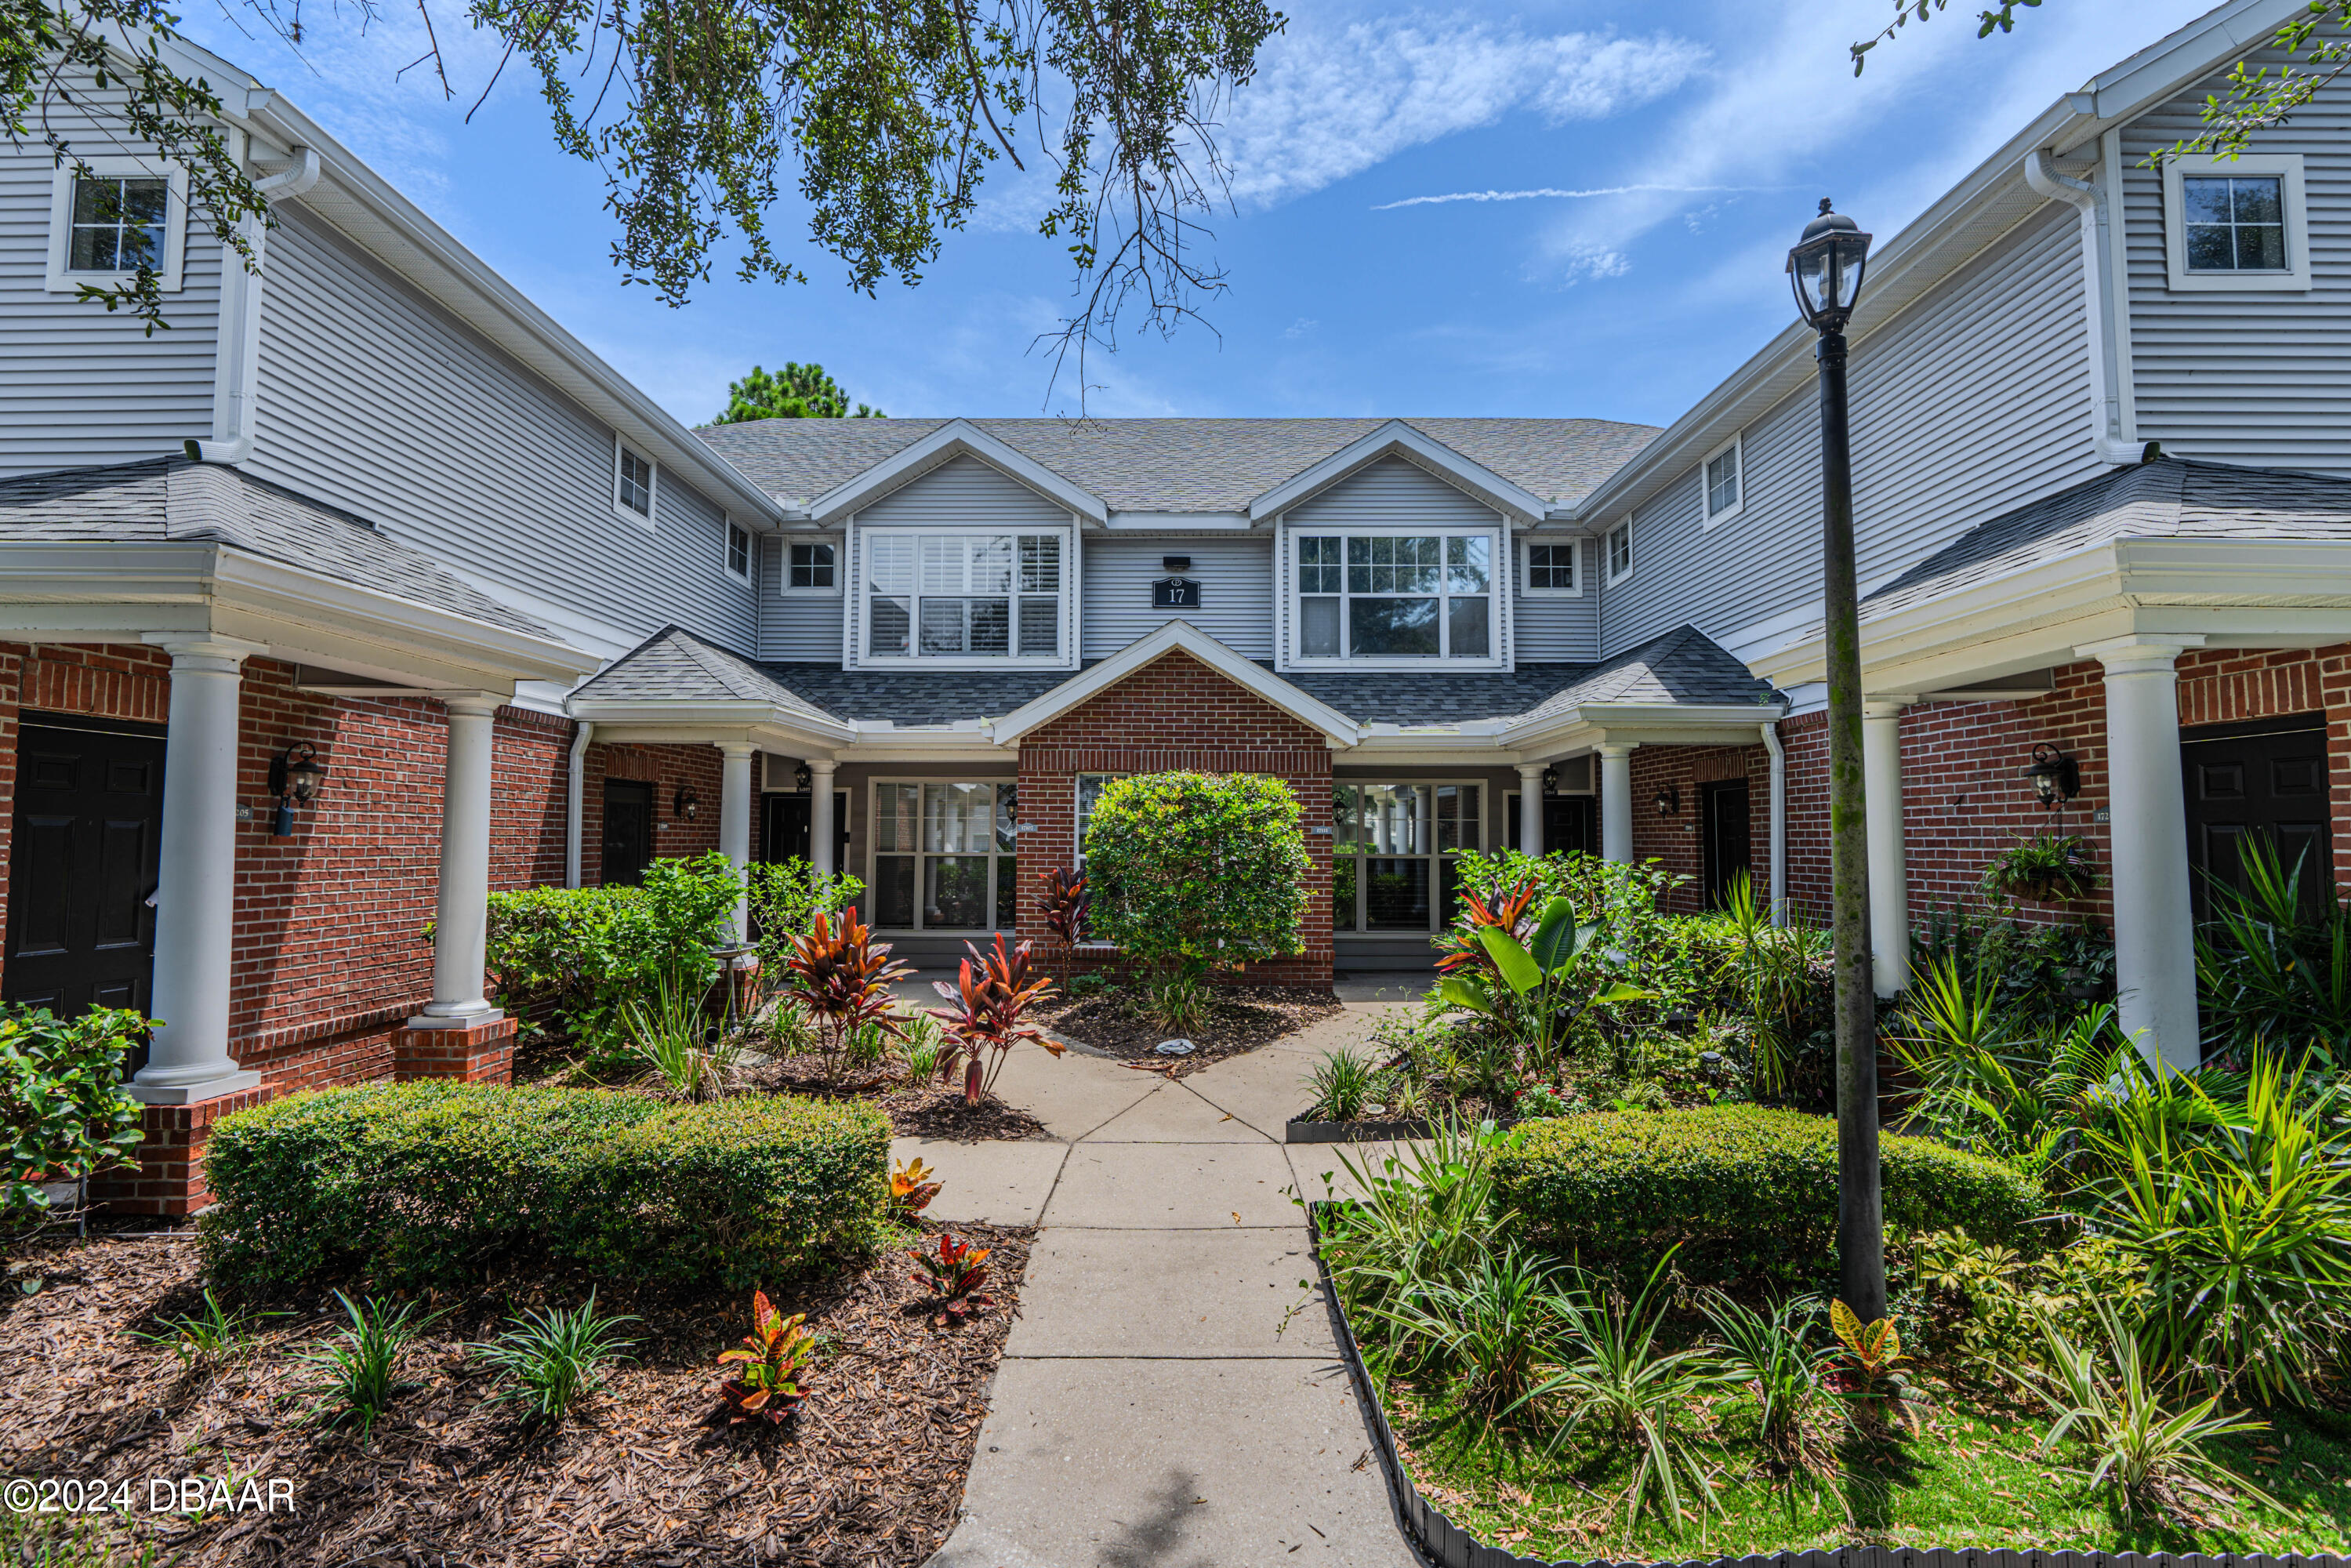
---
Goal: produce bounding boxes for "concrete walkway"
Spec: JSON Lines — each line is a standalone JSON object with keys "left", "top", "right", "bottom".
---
{"left": 903, "top": 1003, "right": 1426, "bottom": 1567}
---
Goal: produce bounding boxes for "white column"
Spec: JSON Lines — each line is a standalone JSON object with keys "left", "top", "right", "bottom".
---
{"left": 1598, "top": 742, "right": 1636, "bottom": 864}
{"left": 1863, "top": 699, "right": 1913, "bottom": 998}
{"left": 808, "top": 758, "right": 839, "bottom": 877}
{"left": 2082, "top": 635, "right": 2205, "bottom": 1070}
{"left": 418, "top": 693, "right": 503, "bottom": 1024}
{"left": 717, "top": 741, "right": 756, "bottom": 942}
{"left": 1761, "top": 721, "right": 1788, "bottom": 927}
{"left": 132, "top": 636, "right": 267, "bottom": 1104}
{"left": 1516, "top": 763, "right": 1545, "bottom": 855}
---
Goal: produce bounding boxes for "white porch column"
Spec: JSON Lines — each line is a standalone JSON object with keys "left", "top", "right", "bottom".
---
{"left": 809, "top": 758, "right": 839, "bottom": 877}
{"left": 717, "top": 741, "right": 756, "bottom": 941}
{"left": 1598, "top": 742, "right": 1636, "bottom": 864}
{"left": 1516, "top": 763, "right": 1545, "bottom": 855}
{"left": 419, "top": 693, "right": 503, "bottom": 1024}
{"left": 132, "top": 636, "right": 267, "bottom": 1104}
{"left": 1863, "top": 699, "right": 1913, "bottom": 998}
{"left": 2083, "top": 635, "right": 2205, "bottom": 1070}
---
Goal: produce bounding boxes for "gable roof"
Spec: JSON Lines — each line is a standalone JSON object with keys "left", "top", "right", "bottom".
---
{"left": 989, "top": 621, "right": 1360, "bottom": 746}
{"left": 568, "top": 624, "right": 846, "bottom": 729}
{"left": 0, "top": 458, "right": 555, "bottom": 639}
{"left": 1283, "top": 625, "right": 1776, "bottom": 727}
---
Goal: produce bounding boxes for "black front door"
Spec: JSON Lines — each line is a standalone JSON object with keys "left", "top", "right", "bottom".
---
{"left": 2181, "top": 713, "right": 2333, "bottom": 919}
{"left": 602, "top": 779, "right": 654, "bottom": 886}
{"left": 1544, "top": 796, "right": 1596, "bottom": 856}
{"left": 1700, "top": 779, "right": 1752, "bottom": 909}
{"left": 760, "top": 792, "right": 850, "bottom": 868}
{"left": 4, "top": 715, "right": 166, "bottom": 1018}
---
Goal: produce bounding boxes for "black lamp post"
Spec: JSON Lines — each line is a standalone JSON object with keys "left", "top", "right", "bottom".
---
{"left": 1788, "top": 197, "right": 1885, "bottom": 1323}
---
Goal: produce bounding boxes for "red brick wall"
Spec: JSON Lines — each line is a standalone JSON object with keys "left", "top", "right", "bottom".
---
{"left": 578, "top": 741, "right": 724, "bottom": 884}
{"left": 1016, "top": 650, "right": 1335, "bottom": 985}
{"left": 1628, "top": 743, "right": 1773, "bottom": 914}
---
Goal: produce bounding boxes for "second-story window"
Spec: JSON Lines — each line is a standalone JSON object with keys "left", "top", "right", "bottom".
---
{"left": 67, "top": 175, "right": 168, "bottom": 273}
{"left": 725, "top": 521, "right": 752, "bottom": 580}
{"left": 1606, "top": 518, "right": 1633, "bottom": 582}
{"left": 1294, "top": 530, "right": 1495, "bottom": 662}
{"left": 1703, "top": 435, "right": 1743, "bottom": 524}
{"left": 1524, "top": 541, "right": 1578, "bottom": 593}
{"left": 615, "top": 444, "right": 654, "bottom": 518}
{"left": 865, "top": 531, "right": 1063, "bottom": 659}
{"left": 2183, "top": 174, "right": 2285, "bottom": 272}
{"left": 2162, "top": 154, "right": 2309, "bottom": 292}
{"left": 789, "top": 541, "right": 836, "bottom": 590}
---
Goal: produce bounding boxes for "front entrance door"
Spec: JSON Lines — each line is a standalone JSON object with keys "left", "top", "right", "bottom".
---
{"left": 760, "top": 792, "right": 850, "bottom": 867}
{"left": 1700, "top": 779, "right": 1752, "bottom": 909}
{"left": 4, "top": 715, "right": 167, "bottom": 1022}
{"left": 2181, "top": 713, "right": 2333, "bottom": 919}
{"left": 1544, "top": 796, "right": 1596, "bottom": 856}
{"left": 601, "top": 779, "right": 654, "bottom": 886}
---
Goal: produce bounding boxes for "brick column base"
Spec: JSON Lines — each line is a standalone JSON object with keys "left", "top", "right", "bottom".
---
{"left": 92, "top": 1086, "right": 278, "bottom": 1218}
{"left": 391, "top": 1015, "right": 519, "bottom": 1083}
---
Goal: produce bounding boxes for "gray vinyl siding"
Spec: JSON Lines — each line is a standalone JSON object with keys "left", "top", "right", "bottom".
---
{"left": 240, "top": 203, "right": 755, "bottom": 653}
{"left": 0, "top": 111, "right": 223, "bottom": 476}
{"left": 2120, "top": 52, "right": 2351, "bottom": 473}
{"left": 1081, "top": 534, "right": 1272, "bottom": 658}
{"left": 855, "top": 453, "right": 1076, "bottom": 528}
{"left": 1511, "top": 536, "right": 1596, "bottom": 661}
{"left": 1601, "top": 207, "right": 2102, "bottom": 655}
{"left": 759, "top": 532, "right": 847, "bottom": 660}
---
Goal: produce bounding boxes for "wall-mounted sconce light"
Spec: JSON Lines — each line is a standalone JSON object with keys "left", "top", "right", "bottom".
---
{"left": 1654, "top": 785, "right": 1681, "bottom": 817}
{"left": 1163, "top": 555, "right": 1192, "bottom": 572}
{"left": 793, "top": 760, "right": 812, "bottom": 793}
{"left": 2022, "top": 742, "right": 2080, "bottom": 809}
{"left": 673, "top": 786, "right": 701, "bottom": 822}
{"left": 1540, "top": 766, "right": 1560, "bottom": 797}
{"left": 267, "top": 742, "right": 326, "bottom": 837}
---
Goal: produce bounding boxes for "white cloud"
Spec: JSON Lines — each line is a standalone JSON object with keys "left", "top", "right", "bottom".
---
{"left": 1374, "top": 183, "right": 1756, "bottom": 211}
{"left": 1556, "top": 242, "right": 1631, "bottom": 285}
{"left": 1216, "top": 14, "right": 1707, "bottom": 209}
{"left": 1282, "top": 317, "right": 1318, "bottom": 339}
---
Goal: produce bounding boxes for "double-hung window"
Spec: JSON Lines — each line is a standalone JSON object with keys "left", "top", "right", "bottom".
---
{"left": 1703, "top": 435, "right": 1743, "bottom": 525}
{"left": 1074, "top": 773, "right": 1127, "bottom": 870}
{"left": 1331, "top": 783, "right": 1481, "bottom": 932}
{"left": 615, "top": 441, "right": 655, "bottom": 521}
{"left": 865, "top": 530, "right": 1065, "bottom": 661}
{"left": 725, "top": 521, "right": 752, "bottom": 581}
{"left": 871, "top": 781, "right": 1018, "bottom": 929}
{"left": 1605, "top": 518, "right": 1633, "bottom": 583}
{"left": 1293, "top": 529, "right": 1498, "bottom": 664}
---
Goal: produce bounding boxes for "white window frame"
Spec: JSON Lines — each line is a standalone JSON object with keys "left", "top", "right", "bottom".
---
{"left": 782, "top": 536, "right": 842, "bottom": 596}
{"left": 2163, "top": 153, "right": 2310, "bottom": 292}
{"left": 724, "top": 518, "right": 753, "bottom": 583}
{"left": 1073, "top": 772, "right": 1129, "bottom": 872}
{"left": 1605, "top": 517, "right": 1634, "bottom": 585}
{"left": 1701, "top": 434, "right": 1745, "bottom": 528}
{"left": 1330, "top": 780, "right": 1488, "bottom": 935}
{"left": 1286, "top": 521, "right": 1507, "bottom": 671}
{"left": 613, "top": 436, "right": 657, "bottom": 527}
{"left": 46, "top": 158, "right": 188, "bottom": 295}
{"left": 865, "top": 778, "right": 1021, "bottom": 932}
{"left": 855, "top": 524, "right": 1076, "bottom": 669}
{"left": 1520, "top": 536, "right": 1581, "bottom": 597}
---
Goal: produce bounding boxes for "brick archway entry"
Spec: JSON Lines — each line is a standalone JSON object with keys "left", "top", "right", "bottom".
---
{"left": 1014, "top": 649, "right": 1336, "bottom": 985}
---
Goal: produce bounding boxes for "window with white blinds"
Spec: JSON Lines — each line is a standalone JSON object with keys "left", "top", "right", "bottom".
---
{"left": 865, "top": 530, "right": 1066, "bottom": 660}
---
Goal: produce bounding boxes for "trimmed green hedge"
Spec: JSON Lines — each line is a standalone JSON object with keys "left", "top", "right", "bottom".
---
{"left": 1492, "top": 1106, "right": 2040, "bottom": 1287}
{"left": 200, "top": 1083, "right": 890, "bottom": 1291}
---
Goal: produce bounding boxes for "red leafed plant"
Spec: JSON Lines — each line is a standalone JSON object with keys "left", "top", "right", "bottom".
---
{"left": 716, "top": 1290, "right": 816, "bottom": 1423}
{"left": 909, "top": 1232, "right": 993, "bottom": 1324}
{"left": 1037, "top": 866, "right": 1090, "bottom": 946}
{"left": 1433, "top": 877, "right": 1544, "bottom": 979}
{"left": 890, "top": 1156, "right": 942, "bottom": 1220}
{"left": 784, "top": 909, "right": 915, "bottom": 1085}
{"left": 930, "top": 934, "right": 1062, "bottom": 1105}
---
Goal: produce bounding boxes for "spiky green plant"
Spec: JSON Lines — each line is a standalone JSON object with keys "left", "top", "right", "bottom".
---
{"left": 473, "top": 1290, "right": 638, "bottom": 1428}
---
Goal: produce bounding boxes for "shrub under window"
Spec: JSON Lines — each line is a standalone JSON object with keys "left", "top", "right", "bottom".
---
{"left": 1083, "top": 771, "right": 1311, "bottom": 978}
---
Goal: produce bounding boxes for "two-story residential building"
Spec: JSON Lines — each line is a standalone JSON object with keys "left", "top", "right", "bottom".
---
{"left": 5, "top": 0, "right": 2349, "bottom": 1211}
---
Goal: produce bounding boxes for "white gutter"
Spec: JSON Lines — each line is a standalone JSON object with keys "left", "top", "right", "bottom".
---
{"left": 2022, "top": 149, "right": 2146, "bottom": 466}
{"left": 185, "top": 143, "right": 320, "bottom": 466}
{"left": 1760, "top": 720, "right": 1787, "bottom": 926}
{"left": 564, "top": 720, "right": 595, "bottom": 887}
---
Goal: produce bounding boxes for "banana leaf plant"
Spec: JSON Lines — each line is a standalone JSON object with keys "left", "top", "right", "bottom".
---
{"left": 1436, "top": 895, "right": 1648, "bottom": 1076}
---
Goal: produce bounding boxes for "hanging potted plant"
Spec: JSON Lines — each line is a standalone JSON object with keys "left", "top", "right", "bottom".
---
{"left": 1980, "top": 832, "right": 2100, "bottom": 905}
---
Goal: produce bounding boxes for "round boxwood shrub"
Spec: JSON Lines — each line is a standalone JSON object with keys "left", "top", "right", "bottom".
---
{"left": 200, "top": 1082, "right": 890, "bottom": 1292}
{"left": 1491, "top": 1105, "right": 2040, "bottom": 1287}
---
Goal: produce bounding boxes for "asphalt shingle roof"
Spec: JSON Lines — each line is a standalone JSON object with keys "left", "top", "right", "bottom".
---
{"left": 1287, "top": 626, "right": 1776, "bottom": 726}
{"left": 694, "top": 417, "right": 1662, "bottom": 514}
{"left": 0, "top": 459, "right": 553, "bottom": 638}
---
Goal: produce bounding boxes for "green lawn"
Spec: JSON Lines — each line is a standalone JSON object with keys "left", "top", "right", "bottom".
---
{"left": 1384, "top": 1374, "right": 2351, "bottom": 1560}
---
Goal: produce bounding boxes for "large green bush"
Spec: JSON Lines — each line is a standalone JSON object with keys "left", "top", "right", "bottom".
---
{"left": 200, "top": 1082, "right": 889, "bottom": 1291}
{"left": 2, "top": 1004, "right": 145, "bottom": 1228}
{"left": 1493, "top": 1105, "right": 2038, "bottom": 1287}
{"left": 1083, "top": 771, "right": 1310, "bottom": 975}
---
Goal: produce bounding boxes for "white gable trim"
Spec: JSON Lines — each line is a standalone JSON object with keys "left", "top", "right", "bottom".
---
{"left": 987, "top": 620, "right": 1360, "bottom": 747}
{"left": 807, "top": 419, "right": 1106, "bottom": 525}
{"left": 1246, "top": 420, "right": 1549, "bottom": 525}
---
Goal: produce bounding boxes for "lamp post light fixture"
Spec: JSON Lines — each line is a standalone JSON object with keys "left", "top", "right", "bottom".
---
{"left": 1789, "top": 195, "right": 1886, "bottom": 1323}
{"left": 267, "top": 742, "right": 326, "bottom": 837}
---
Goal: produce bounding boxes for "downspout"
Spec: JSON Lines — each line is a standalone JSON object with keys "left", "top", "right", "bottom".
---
{"left": 2023, "top": 149, "right": 2147, "bottom": 466}
{"left": 564, "top": 720, "right": 595, "bottom": 888}
{"left": 183, "top": 143, "right": 320, "bottom": 466}
{"left": 1761, "top": 719, "right": 1787, "bottom": 927}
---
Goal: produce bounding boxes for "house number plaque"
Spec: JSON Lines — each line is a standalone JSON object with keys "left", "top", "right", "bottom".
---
{"left": 1152, "top": 577, "right": 1201, "bottom": 609}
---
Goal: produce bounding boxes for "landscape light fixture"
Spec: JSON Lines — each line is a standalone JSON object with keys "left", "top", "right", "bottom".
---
{"left": 267, "top": 742, "right": 326, "bottom": 837}
{"left": 2023, "top": 743, "right": 2081, "bottom": 809}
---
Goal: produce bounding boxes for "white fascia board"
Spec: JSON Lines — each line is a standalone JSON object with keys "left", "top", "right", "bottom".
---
{"left": 807, "top": 419, "right": 1106, "bottom": 525}
{"left": 1248, "top": 420, "right": 1548, "bottom": 524}
{"left": 1502, "top": 700, "right": 1785, "bottom": 753}
{"left": 2060, "top": 0, "right": 2309, "bottom": 147}
{"left": 1106, "top": 512, "right": 1256, "bottom": 531}
{"left": 568, "top": 699, "right": 854, "bottom": 749}
{"left": 988, "top": 619, "right": 1361, "bottom": 747}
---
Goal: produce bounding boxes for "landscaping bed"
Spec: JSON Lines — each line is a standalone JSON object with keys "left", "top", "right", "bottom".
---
{"left": 1, "top": 1216, "right": 1033, "bottom": 1566}
{"left": 750, "top": 1058, "right": 1051, "bottom": 1142}
{"left": 1032, "top": 983, "right": 1341, "bottom": 1076}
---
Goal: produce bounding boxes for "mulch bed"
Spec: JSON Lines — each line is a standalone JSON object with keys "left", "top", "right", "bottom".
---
{"left": 1, "top": 1218, "right": 1032, "bottom": 1567}
{"left": 1032, "top": 985, "right": 1343, "bottom": 1078}
{"left": 749, "top": 1060, "right": 1051, "bottom": 1142}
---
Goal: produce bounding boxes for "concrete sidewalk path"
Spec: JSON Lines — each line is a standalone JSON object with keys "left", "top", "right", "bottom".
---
{"left": 920, "top": 1000, "right": 1425, "bottom": 1568}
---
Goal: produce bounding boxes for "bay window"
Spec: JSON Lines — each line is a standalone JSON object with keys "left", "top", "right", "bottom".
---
{"left": 871, "top": 781, "right": 1018, "bottom": 929}
{"left": 1293, "top": 528, "right": 1499, "bottom": 663}
{"left": 865, "top": 529, "right": 1066, "bottom": 661}
{"left": 1331, "top": 782, "right": 1482, "bottom": 932}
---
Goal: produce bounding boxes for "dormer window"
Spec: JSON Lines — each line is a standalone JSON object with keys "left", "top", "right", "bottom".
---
{"left": 862, "top": 528, "right": 1068, "bottom": 663}
{"left": 1290, "top": 527, "right": 1500, "bottom": 666}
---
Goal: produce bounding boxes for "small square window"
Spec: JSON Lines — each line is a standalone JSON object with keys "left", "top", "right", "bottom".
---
{"left": 1606, "top": 519, "right": 1633, "bottom": 581}
{"left": 2182, "top": 175, "right": 2286, "bottom": 272}
{"left": 616, "top": 445, "right": 653, "bottom": 517}
{"left": 68, "top": 176, "right": 169, "bottom": 274}
{"left": 726, "top": 521, "right": 752, "bottom": 580}
{"left": 789, "top": 541, "right": 836, "bottom": 590}
{"left": 2162, "top": 154, "right": 2309, "bottom": 292}
{"left": 1525, "top": 541, "right": 1577, "bottom": 593}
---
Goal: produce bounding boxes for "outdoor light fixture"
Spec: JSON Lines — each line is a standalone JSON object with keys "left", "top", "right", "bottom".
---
{"left": 1163, "top": 555, "right": 1191, "bottom": 572}
{"left": 794, "top": 760, "right": 812, "bottom": 794}
{"left": 267, "top": 742, "right": 326, "bottom": 837}
{"left": 1787, "top": 198, "right": 1873, "bottom": 331}
{"left": 2023, "top": 743, "right": 2081, "bottom": 809}
{"left": 1540, "top": 766, "right": 1559, "bottom": 797}
{"left": 673, "top": 786, "right": 700, "bottom": 822}
{"left": 1655, "top": 786, "right": 1680, "bottom": 816}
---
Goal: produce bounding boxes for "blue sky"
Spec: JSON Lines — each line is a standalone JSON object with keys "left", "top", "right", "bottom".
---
{"left": 178, "top": 0, "right": 2219, "bottom": 428}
